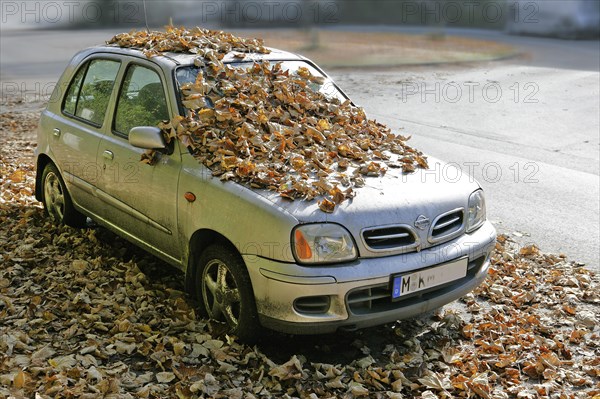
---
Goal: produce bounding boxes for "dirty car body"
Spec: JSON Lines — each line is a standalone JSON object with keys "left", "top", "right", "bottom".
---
{"left": 35, "top": 45, "right": 496, "bottom": 339}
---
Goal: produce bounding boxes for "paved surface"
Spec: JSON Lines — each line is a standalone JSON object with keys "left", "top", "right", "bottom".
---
{"left": 1, "top": 27, "right": 598, "bottom": 269}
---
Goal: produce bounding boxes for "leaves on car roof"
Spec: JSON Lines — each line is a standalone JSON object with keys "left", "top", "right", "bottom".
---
{"left": 107, "top": 27, "right": 428, "bottom": 212}
{"left": 107, "top": 26, "right": 271, "bottom": 58}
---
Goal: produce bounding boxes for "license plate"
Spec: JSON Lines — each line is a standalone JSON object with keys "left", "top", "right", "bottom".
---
{"left": 391, "top": 257, "right": 468, "bottom": 300}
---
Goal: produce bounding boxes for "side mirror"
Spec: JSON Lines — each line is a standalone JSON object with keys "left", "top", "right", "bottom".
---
{"left": 128, "top": 126, "right": 166, "bottom": 150}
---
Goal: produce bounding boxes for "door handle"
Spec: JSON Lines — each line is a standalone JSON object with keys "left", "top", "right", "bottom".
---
{"left": 103, "top": 150, "right": 114, "bottom": 161}
{"left": 52, "top": 128, "right": 61, "bottom": 138}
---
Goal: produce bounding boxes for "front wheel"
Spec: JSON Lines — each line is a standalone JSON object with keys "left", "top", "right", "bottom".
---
{"left": 195, "top": 244, "right": 260, "bottom": 342}
{"left": 41, "top": 163, "right": 86, "bottom": 227}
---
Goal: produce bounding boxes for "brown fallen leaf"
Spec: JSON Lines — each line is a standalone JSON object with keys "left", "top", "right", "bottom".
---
{"left": 318, "top": 198, "right": 336, "bottom": 213}
{"left": 8, "top": 169, "right": 26, "bottom": 183}
{"left": 519, "top": 244, "right": 539, "bottom": 256}
{"left": 13, "top": 370, "right": 26, "bottom": 388}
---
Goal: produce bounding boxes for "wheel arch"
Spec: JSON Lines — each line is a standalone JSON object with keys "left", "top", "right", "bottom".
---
{"left": 185, "top": 229, "right": 241, "bottom": 294}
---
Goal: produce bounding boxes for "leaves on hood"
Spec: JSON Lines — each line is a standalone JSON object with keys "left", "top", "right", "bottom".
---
{"left": 107, "top": 27, "right": 428, "bottom": 212}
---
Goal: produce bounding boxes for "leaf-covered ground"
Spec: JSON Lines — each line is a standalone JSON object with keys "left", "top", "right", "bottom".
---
{"left": 1, "top": 104, "right": 599, "bottom": 398}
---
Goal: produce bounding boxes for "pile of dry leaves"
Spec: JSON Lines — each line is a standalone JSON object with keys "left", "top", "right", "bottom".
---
{"left": 1, "top": 106, "right": 599, "bottom": 398}
{"left": 108, "top": 27, "right": 271, "bottom": 58}
{"left": 108, "top": 27, "right": 428, "bottom": 212}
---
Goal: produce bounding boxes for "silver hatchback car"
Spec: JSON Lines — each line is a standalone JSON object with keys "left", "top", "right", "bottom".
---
{"left": 36, "top": 42, "right": 496, "bottom": 341}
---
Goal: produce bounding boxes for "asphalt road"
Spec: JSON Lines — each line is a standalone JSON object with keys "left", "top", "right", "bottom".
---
{"left": 1, "top": 27, "right": 598, "bottom": 270}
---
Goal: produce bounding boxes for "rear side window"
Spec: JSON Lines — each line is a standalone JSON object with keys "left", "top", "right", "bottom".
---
{"left": 62, "top": 59, "right": 120, "bottom": 126}
{"left": 114, "top": 64, "right": 169, "bottom": 136}
{"left": 63, "top": 66, "right": 86, "bottom": 115}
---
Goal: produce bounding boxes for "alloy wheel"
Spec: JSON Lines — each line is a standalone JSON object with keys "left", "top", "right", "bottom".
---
{"left": 44, "top": 171, "right": 65, "bottom": 222}
{"left": 201, "top": 259, "right": 242, "bottom": 329}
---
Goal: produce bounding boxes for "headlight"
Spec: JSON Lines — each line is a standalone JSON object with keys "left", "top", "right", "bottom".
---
{"left": 292, "top": 223, "right": 357, "bottom": 264}
{"left": 466, "top": 190, "right": 486, "bottom": 233}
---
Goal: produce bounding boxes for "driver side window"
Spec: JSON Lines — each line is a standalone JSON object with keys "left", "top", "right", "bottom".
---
{"left": 114, "top": 65, "right": 169, "bottom": 136}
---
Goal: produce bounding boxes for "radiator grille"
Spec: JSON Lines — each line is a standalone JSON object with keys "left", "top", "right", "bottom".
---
{"left": 362, "top": 225, "right": 418, "bottom": 251}
{"left": 430, "top": 209, "right": 464, "bottom": 242}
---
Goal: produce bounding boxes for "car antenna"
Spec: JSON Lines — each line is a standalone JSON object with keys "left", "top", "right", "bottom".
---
{"left": 143, "top": 0, "right": 150, "bottom": 33}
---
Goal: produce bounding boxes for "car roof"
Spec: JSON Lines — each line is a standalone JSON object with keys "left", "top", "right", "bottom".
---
{"left": 85, "top": 44, "right": 305, "bottom": 68}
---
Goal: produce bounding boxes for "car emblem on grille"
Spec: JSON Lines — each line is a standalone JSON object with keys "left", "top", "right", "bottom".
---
{"left": 414, "top": 215, "right": 430, "bottom": 230}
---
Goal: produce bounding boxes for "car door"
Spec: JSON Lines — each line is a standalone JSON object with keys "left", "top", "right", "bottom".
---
{"left": 50, "top": 56, "right": 121, "bottom": 213}
{"left": 95, "top": 59, "right": 181, "bottom": 262}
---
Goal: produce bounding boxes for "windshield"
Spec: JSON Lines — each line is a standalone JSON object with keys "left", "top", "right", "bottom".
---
{"left": 175, "top": 60, "right": 347, "bottom": 105}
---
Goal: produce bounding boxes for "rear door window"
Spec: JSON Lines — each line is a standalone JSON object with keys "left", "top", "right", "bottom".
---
{"left": 62, "top": 59, "right": 120, "bottom": 126}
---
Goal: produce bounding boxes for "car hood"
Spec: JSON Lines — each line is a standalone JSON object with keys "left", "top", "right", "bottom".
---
{"left": 252, "top": 156, "right": 481, "bottom": 257}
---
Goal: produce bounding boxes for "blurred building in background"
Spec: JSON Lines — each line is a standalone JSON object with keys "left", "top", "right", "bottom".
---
{"left": 1, "top": 0, "right": 599, "bottom": 38}
{"left": 505, "top": 0, "right": 600, "bottom": 38}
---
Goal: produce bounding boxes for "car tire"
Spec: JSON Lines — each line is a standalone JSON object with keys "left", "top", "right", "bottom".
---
{"left": 41, "top": 163, "right": 87, "bottom": 228}
{"left": 195, "top": 244, "right": 260, "bottom": 343}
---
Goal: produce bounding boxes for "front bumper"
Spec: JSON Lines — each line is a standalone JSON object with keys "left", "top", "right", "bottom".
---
{"left": 244, "top": 221, "right": 496, "bottom": 334}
